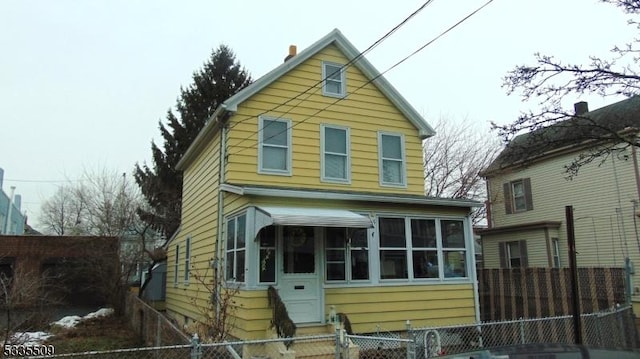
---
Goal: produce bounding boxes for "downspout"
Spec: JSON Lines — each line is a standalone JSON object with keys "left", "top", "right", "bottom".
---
{"left": 215, "top": 112, "right": 229, "bottom": 317}
{"left": 632, "top": 145, "right": 640, "bottom": 202}
{"left": 468, "top": 213, "right": 482, "bottom": 326}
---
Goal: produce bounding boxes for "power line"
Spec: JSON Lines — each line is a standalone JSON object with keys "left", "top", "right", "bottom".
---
{"left": 226, "top": 0, "right": 436, "bottom": 140}
{"left": 4, "top": 178, "right": 84, "bottom": 184}
{"left": 228, "top": 0, "right": 495, "bottom": 157}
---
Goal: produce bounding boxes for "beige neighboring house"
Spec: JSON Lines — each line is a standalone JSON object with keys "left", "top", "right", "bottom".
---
{"left": 479, "top": 96, "right": 640, "bottom": 295}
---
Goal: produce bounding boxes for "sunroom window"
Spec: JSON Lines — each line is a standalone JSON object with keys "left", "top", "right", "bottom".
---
{"left": 378, "top": 217, "right": 469, "bottom": 281}
{"left": 226, "top": 214, "right": 246, "bottom": 282}
{"left": 325, "top": 227, "right": 369, "bottom": 282}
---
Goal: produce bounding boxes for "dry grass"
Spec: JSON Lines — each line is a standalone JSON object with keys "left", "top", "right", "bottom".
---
{"left": 45, "top": 315, "right": 142, "bottom": 354}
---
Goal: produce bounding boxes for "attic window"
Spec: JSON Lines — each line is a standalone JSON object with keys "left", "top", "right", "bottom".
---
{"left": 322, "top": 61, "right": 345, "bottom": 97}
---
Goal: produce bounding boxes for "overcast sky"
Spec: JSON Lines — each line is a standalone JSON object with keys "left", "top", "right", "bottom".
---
{"left": 1, "top": 0, "right": 634, "bottom": 229}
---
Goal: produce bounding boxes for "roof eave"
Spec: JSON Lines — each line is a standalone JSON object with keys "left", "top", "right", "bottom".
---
{"left": 224, "top": 28, "right": 435, "bottom": 138}
{"left": 176, "top": 105, "right": 228, "bottom": 171}
{"left": 227, "top": 185, "right": 482, "bottom": 208}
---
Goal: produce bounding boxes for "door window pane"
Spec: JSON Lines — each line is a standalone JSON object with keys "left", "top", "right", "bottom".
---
{"left": 259, "top": 226, "right": 276, "bottom": 283}
{"left": 283, "top": 227, "right": 315, "bottom": 274}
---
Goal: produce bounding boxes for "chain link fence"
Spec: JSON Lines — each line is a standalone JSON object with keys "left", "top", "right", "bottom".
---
{"left": 415, "top": 305, "right": 638, "bottom": 357}
{"left": 15, "top": 305, "right": 638, "bottom": 359}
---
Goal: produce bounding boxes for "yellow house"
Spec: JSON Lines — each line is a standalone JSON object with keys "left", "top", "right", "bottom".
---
{"left": 480, "top": 96, "right": 640, "bottom": 297}
{"left": 166, "top": 28, "right": 481, "bottom": 340}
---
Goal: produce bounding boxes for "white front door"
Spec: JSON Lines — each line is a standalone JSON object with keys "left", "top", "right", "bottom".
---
{"left": 278, "top": 226, "right": 322, "bottom": 324}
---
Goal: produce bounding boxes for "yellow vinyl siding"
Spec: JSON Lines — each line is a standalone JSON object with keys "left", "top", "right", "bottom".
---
{"left": 165, "top": 131, "right": 222, "bottom": 323}
{"left": 228, "top": 284, "right": 476, "bottom": 339}
{"left": 225, "top": 44, "right": 425, "bottom": 195}
{"left": 325, "top": 285, "right": 476, "bottom": 332}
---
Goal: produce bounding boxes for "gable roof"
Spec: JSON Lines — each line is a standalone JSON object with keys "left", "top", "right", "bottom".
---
{"left": 481, "top": 95, "right": 640, "bottom": 176}
{"left": 177, "top": 28, "right": 435, "bottom": 170}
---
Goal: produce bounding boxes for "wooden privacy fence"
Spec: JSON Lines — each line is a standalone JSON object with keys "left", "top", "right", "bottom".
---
{"left": 478, "top": 267, "right": 627, "bottom": 322}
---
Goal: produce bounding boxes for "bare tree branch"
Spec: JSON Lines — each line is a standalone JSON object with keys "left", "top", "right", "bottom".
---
{"left": 423, "top": 117, "right": 501, "bottom": 224}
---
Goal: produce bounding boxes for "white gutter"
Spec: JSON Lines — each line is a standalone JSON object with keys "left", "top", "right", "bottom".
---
{"left": 236, "top": 186, "right": 481, "bottom": 208}
{"left": 214, "top": 116, "right": 229, "bottom": 318}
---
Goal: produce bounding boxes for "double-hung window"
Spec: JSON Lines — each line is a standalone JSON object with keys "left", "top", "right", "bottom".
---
{"left": 184, "top": 237, "right": 191, "bottom": 284}
{"left": 321, "top": 124, "right": 350, "bottom": 182}
{"left": 226, "top": 214, "right": 246, "bottom": 282}
{"left": 379, "top": 132, "right": 406, "bottom": 187}
{"left": 504, "top": 178, "right": 533, "bottom": 213}
{"left": 379, "top": 218, "right": 408, "bottom": 279}
{"left": 499, "top": 240, "right": 528, "bottom": 268}
{"left": 322, "top": 61, "right": 345, "bottom": 97}
{"left": 411, "top": 219, "right": 439, "bottom": 279}
{"left": 325, "top": 227, "right": 369, "bottom": 282}
{"left": 259, "top": 116, "right": 291, "bottom": 175}
{"left": 440, "top": 220, "right": 467, "bottom": 278}
{"left": 552, "top": 238, "right": 561, "bottom": 267}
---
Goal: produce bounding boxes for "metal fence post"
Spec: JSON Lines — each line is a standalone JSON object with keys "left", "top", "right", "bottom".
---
{"left": 335, "top": 327, "right": 342, "bottom": 359}
{"left": 191, "top": 333, "right": 202, "bottom": 359}
{"left": 617, "top": 306, "right": 629, "bottom": 348}
{"left": 406, "top": 320, "right": 415, "bottom": 359}
{"left": 519, "top": 318, "right": 525, "bottom": 344}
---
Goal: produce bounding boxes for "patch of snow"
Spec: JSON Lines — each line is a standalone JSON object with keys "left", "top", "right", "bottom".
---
{"left": 83, "top": 308, "right": 114, "bottom": 320}
{"left": 53, "top": 315, "right": 82, "bottom": 328}
{"left": 12, "top": 331, "right": 53, "bottom": 345}
{"left": 51, "top": 307, "right": 114, "bottom": 329}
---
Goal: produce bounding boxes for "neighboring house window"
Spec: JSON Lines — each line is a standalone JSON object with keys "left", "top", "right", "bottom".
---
{"left": 379, "top": 132, "right": 406, "bottom": 186}
{"left": 321, "top": 124, "right": 350, "bottom": 182}
{"left": 322, "top": 61, "right": 345, "bottom": 97}
{"left": 259, "top": 116, "right": 292, "bottom": 175}
{"left": 174, "top": 244, "right": 179, "bottom": 287}
{"left": 503, "top": 178, "right": 533, "bottom": 214}
{"left": 552, "top": 238, "right": 561, "bottom": 267}
{"left": 259, "top": 225, "right": 276, "bottom": 283}
{"left": 379, "top": 216, "right": 469, "bottom": 281}
{"left": 499, "top": 240, "right": 528, "bottom": 268}
{"left": 184, "top": 238, "right": 191, "bottom": 284}
{"left": 325, "top": 227, "right": 369, "bottom": 282}
{"left": 226, "top": 214, "right": 246, "bottom": 282}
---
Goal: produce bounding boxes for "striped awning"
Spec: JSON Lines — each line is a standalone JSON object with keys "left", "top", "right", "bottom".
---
{"left": 254, "top": 206, "right": 373, "bottom": 231}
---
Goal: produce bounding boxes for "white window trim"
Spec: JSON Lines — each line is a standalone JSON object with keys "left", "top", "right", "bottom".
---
{"left": 258, "top": 116, "right": 292, "bottom": 176}
{"left": 184, "top": 237, "right": 191, "bottom": 285}
{"left": 322, "top": 61, "right": 346, "bottom": 98}
{"left": 378, "top": 131, "right": 407, "bottom": 188}
{"left": 320, "top": 124, "right": 351, "bottom": 183}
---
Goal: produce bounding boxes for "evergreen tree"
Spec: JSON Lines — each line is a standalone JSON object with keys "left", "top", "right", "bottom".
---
{"left": 135, "top": 45, "right": 252, "bottom": 238}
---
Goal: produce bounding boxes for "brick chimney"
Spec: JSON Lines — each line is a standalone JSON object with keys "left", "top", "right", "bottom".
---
{"left": 284, "top": 45, "right": 297, "bottom": 62}
{"left": 574, "top": 101, "right": 589, "bottom": 116}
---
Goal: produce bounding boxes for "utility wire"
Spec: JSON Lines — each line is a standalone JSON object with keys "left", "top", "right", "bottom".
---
{"left": 226, "top": 0, "right": 436, "bottom": 134}
{"left": 228, "top": 0, "right": 495, "bottom": 157}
